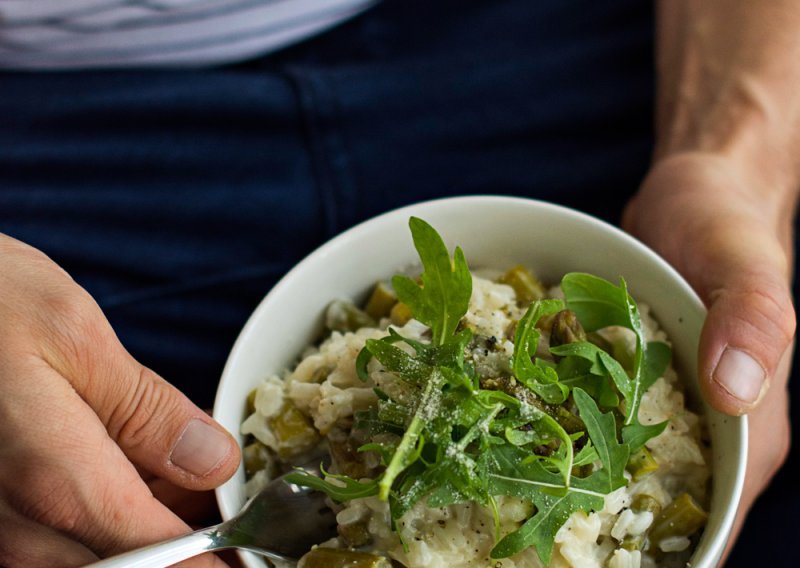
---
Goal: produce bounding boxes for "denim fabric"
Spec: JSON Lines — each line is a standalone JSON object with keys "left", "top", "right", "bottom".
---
{"left": 0, "top": 1, "right": 792, "bottom": 563}
{"left": 0, "top": 0, "right": 655, "bottom": 404}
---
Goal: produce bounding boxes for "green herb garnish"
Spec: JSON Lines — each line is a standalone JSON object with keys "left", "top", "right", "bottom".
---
{"left": 487, "top": 388, "right": 629, "bottom": 563}
{"left": 289, "top": 218, "right": 673, "bottom": 565}
{"left": 391, "top": 216, "right": 472, "bottom": 347}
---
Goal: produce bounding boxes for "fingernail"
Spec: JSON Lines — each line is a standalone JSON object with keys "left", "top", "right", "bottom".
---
{"left": 712, "top": 348, "right": 766, "bottom": 405}
{"left": 170, "top": 419, "right": 231, "bottom": 476}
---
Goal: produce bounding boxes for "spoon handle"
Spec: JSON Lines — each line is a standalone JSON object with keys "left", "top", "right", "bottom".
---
{"left": 83, "top": 524, "right": 225, "bottom": 567}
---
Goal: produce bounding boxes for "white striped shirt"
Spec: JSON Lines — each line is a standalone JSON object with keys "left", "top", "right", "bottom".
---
{"left": 0, "top": 0, "right": 377, "bottom": 69}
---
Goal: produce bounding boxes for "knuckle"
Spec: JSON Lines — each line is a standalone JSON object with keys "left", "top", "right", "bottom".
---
{"left": 745, "top": 287, "right": 796, "bottom": 347}
{"left": 109, "top": 366, "right": 182, "bottom": 453}
{"left": 38, "top": 288, "right": 109, "bottom": 375}
{"left": 46, "top": 289, "right": 101, "bottom": 342}
{"left": 714, "top": 284, "right": 796, "bottom": 367}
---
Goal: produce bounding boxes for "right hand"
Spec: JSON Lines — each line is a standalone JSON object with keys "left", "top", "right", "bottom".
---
{"left": 623, "top": 154, "right": 795, "bottom": 558}
{"left": 0, "top": 234, "right": 241, "bottom": 567}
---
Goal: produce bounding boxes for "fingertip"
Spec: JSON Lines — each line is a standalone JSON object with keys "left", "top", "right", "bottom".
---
{"left": 108, "top": 364, "right": 241, "bottom": 490}
{"left": 704, "top": 347, "right": 769, "bottom": 416}
{"left": 699, "top": 283, "right": 794, "bottom": 416}
{"left": 168, "top": 418, "right": 240, "bottom": 488}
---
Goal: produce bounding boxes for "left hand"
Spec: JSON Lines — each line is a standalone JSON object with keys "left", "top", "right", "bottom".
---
{"left": 623, "top": 151, "right": 795, "bottom": 555}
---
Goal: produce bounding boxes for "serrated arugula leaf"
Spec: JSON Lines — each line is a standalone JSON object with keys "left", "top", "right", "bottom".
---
{"left": 561, "top": 274, "right": 643, "bottom": 425}
{"left": 572, "top": 441, "right": 599, "bottom": 467}
{"left": 363, "top": 338, "right": 432, "bottom": 386}
{"left": 403, "top": 327, "right": 474, "bottom": 371}
{"left": 572, "top": 388, "right": 629, "bottom": 492}
{"left": 642, "top": 340, "right": 672, "bottom": 390}
{"left": 561, "top": 273, "right": 672, "bottom": 438}
{"left": 561, "top": 273, "right": 638, "bottom": 332}
{"left": 622, "top": 420, "right": 668, "bottom": 453}
{"left": 556, "top": 356, "right": 620, "bottom": 407}
{"left": 493, "top": 490, "right": 596, "bottom": 564}
{"left": 550, "top": 341, "right": 631, "bottom": 401}
{"left": 379, "top": 368, "right": 445, "bottom": 499}
{"left": 516, "top": 401, "right": 574, "bottom": 486}
{"left": 512, "top": 299, "right": 569, "bottom": 404}
{"left": 283, "top": 469, "right": 379, "bottom": 502}
{"left": 359, "top": 335, "right": 458, "bottom": 502}
{"left": 391, "top": 400, "right": 502, "bottom": 520}
{"left": 357, "top": 327, "right": 474, "bottom": 383}
{"left": 356, "top": 331, "right": 404, "bottom": 382}
{"left": 488, "top": 390, "right": 630, "bottom": 563}
{"left": 354, "top": 405, "right": 404, "bottom": 437}
{"left": 625, "top": 340, "right": 672, "bottom": 426}
{"left": 487, "top": 444, "right": 606, "bottom": 563}
{"left": 392, "top": 217, "right": 472, "bottom": 346}
{"left": 550, "top": 341, "right": 607, "bottom": 375}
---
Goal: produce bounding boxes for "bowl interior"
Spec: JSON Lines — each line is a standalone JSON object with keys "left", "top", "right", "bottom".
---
{"left": 214, "top": 196, "right": 746, "bottom": 568}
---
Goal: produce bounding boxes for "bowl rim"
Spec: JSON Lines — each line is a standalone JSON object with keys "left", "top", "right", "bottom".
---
{"left": 214, "top": 194, "right": 747, "bottom": 568}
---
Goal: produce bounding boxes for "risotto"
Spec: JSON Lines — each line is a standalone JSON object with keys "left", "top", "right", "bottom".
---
{"left": 240, "top": 218, "right": 710, "bottom": 568}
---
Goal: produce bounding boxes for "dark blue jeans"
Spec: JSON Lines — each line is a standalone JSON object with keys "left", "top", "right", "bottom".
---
{"left": 0, "top": 0, "right": 793, "bottom": 563}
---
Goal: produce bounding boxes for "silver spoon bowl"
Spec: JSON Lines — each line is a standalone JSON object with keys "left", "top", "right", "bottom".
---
{"left": 86, "top": 460, "right": 337, "bottom": 567}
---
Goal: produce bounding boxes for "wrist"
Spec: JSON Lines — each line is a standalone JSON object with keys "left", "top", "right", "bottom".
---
{"left": 654, "top": 1, "right": 800, "bottom": 203}
{"left": 656, "top": 97, "right": 799, "bottom": 203}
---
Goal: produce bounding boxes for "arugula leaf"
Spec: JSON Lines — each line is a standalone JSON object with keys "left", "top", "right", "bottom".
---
{"left": 561, "top": 274, "right": 644, "bottom": 421}
{"left": 488, "top": 389, "right": 629, "bottom": 563}
{"left": 620, "top": 342, "right": 671, "bottom": 452}
{"left": 356, "top": 331, "right": 404, "bottom": 382}
{"left": 354, "top": 405, "right": 404, "bottom": 437}
{"left": 512, "top": 299, "right": 569, "bottom": 404}
{"left": 358, "top": 441, "right": 397, "bottom": 466}
{"left": 625, "top": 340, "right": 672, "bottom": 427}
{"left": 363, "top": 338, "right": 432, "bottom": 386}
{"left": 572, "top": 388, "right": 629, "bottom": 492}
{"left": 392, "top": 217, "right": 472, "bottom": 346}
{"left": 561, "top": 273, "right": 637, "bottom": 332}
{"left": 357, "top": 327, "right": 473, "bottom": 383}
{"left": 492, "top": 491, "right": 596, "bottom": 564}
{"left": 572, "top": 441, "right": 599, "bottom": 467}
{"left": 561, "top": 273, "right": 671, "bottom": 437}
{"left": 283, "top": 469, "right": 379, "bottom": 502}
{"left": 487, "top": 444, "right": 606, "bottom": 563}
{"left": 550, "top": 341, "right": 631, "bottom": 401}
{"left": 378, "top": 368, "right": 444, "bottom": 500}
{"left": 556, "top": 356, "right": 620, "bottom": 407}
{"left": 622, "top": 420, "right": 668, "bottom": 453}
{"left": 516, "top": 401, "right": 575, "bottom": 486}
{"left": 390, "top": 398, "right": 502, "bottom": 521}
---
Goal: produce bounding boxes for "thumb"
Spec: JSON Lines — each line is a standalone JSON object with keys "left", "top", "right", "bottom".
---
{"left": 697, "top": 248, "right": 795, "bottom": 415}
{"left": 41, "top": 292, "right": 240, "bottom": 490}
{"left": 624, "top": 155, "right": 796, "bottom": 415}
{"left": 103, "top": 363, "right": 241, "bottom": 490}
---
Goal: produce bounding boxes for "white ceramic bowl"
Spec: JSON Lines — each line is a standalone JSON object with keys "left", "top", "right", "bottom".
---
{"left": 214, "top": 195, "right": 746, "bottom": 568}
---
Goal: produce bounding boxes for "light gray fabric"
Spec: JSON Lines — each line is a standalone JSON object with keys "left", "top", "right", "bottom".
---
{"left": 0, "top": 0, "right": 376, "bottom": 69}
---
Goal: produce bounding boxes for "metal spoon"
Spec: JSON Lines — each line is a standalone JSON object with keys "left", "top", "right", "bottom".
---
{"left": 85, "top": 460, "right": 337, "bottom": 567}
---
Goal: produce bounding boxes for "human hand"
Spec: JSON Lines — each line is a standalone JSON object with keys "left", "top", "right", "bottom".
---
{"left": 623, "top": 152, "right": 795, "bottom": 553}
{"left": 0, "top": 234, "right": 241, "bottom": 567}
